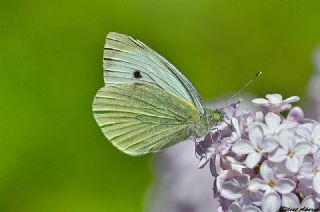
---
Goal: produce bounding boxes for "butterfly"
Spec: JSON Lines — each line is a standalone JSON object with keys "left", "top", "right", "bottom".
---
{"left": 92, "top": 32, "right": 227, "bottom": 156}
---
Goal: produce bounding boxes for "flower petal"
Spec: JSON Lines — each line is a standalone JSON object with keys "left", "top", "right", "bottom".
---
{"left": 278, "top": 122, "right": 298, "bottom": 132}
{"left": 294, "top": 142, "right": 311, "bottom": 157}
{"left": 249, "top": 126, "right": 263, "bottom": 147}
{"left": 296, "top": 126, "right": 311, "bottom": 140}
{"left": 284, "top": 96, "right": 300, "bottom": 104}
{"left": 248, "top": 178, "right": 268, "bottom": 191}
{"left": 249, "top": 191, "right": 264, "bottom": 206}
{"left": 285, "top": 156, "right": 301, "bottom": 173}
{"left": 313, "top": 172, "right": 320, "bottom": 194}
{"left": 265, "top": 112, "right": 281, "bottom": 130}
{"left": 261, "top": 192, "right": 281, "bottom": 212}
{"left": 299, "top": 159, "right": 314, "bottom": 179}
{"left": 268, "top": 148, "right": 288, "bottom": 162}
{"left": 287, "top": 106, "right": 304, "bottom": 122}
{"left": 223, "top": 102, "right": 239, "bottom": 119}
{"left": 260, "top": 161, "right": 276, "bottom": 182}
{"left": 252, "top": 98, "right": 269, "bottom": 106}
{"left": 301, "top": 195, "right": 318, "bottom": 209}
{"left": 232, "top": 117, "right": 241, "bottom": 136}
{"left": 233, "top": 174, "right": 250, "bottom": 187}
{"left": 266, "top": 94, "right": 283, "bottom": 104}
{"left": 276, "top": 178, "right": 296, "bottom": 194}
{"left": 246, "top": 152, "right": 262, "bottom": 168}
{"left": 311, "top": 124, "right": 320, "bottom": 145}
{"left": 314, "top": 150, "right": 320, "bottom": 165}
{"left": 232, "top": 140, "right": 255, "bottom": 154}
{"left": 282, "top": 103, "right": 293, "bottom": 111}
{"left": 282, "top": 193, "right": 300, "bottom": 208}
{"left": 220, "top": 181, "right": 242, "bottom": 200}
{"left": 279, "top": 130, "right": 295, "bottom": 152}
{"left": 260, "top": 138, "right": 278, "bottom": 153}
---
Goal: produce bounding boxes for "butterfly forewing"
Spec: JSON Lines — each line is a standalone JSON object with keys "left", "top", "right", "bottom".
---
{"left": 103, "top": 32, "right": 205, "bottom": 114}
{"left": 93, "top": 84, "right": 201, "bottom": 156}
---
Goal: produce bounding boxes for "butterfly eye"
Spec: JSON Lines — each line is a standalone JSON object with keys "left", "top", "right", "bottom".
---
{"left": 133, "top": 70, "right": 142, "bottom": 79}
{"left": 213, "top": 112, "right": 222, "bottom": 122}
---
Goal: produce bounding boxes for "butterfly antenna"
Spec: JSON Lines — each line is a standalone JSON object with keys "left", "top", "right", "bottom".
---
{"left": 226, "top": 71, "right": 262, "bottom": 105}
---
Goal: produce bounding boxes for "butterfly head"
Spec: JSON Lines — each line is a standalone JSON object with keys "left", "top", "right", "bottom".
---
{"left": 203, "top": 101, "right": 240, "bottom": 129}
{"left": 203, "top": 108, "right": 225, "bottom": 127}
{"left": 212, "top": 110, "right": 224, "bottom": 122}
{"left": 190, "top": 109, "right": 225, "bottom": 138}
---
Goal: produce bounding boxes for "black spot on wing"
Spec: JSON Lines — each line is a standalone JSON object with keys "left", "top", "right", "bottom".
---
{"left": 133, "top": 70, "right": 142, "bottom": 79}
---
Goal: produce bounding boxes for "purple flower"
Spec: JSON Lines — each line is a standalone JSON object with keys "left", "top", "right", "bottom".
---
{"left": 296, "top": 123, "right": 320, "bottom": 153}
{"left": 220, "top": 174, "right": 263, "bottom": 206}
{"left": 286, "top": 106, "right": 304, "bottom": 123}
{"left": 238, "top": 111, "right": 264, "bottom": 135}
{"left": 256, "top": 112, "right": 297, "bottom": 140}
{"left": 248, "top": 161, "right": 296, "bottom": 194}
{"left": 195, "top": 93, "right": 319, "bottom": 211}
{"left": 232, "top": 126, "right": 278, "bottom": 168}
{"left": 252, "top": 94, "right": 300, "bottom": 113}
{"left": 148, "top": 91, "right": 320, "bottom": 212}
{"left": 269, "top": 130, "right": 311, "bottom": 173}
{"left": 299, "top": 150, "right": 320, "bottom": 194}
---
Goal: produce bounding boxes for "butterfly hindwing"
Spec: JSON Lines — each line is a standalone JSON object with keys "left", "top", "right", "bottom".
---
{"left": 103, "top": 32, "right": 205, "bottom": 114}
{"left": 92, "top": 83, "right": 201, "bottom": 156}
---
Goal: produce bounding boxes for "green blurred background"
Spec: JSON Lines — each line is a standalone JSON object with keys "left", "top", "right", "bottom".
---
{"left": 1, "top": 0, "right": 320, "bottom": 211}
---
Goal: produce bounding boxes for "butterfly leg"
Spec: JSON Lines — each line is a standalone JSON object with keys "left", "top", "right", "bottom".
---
{"left": 223, "top": 119, "right": 232, "bottom": 129}
{"left": 188, "top": 126, "right": 208, "bottom": 159}
{"left": 190, "top": 136, "right": 209, "bottom": 160}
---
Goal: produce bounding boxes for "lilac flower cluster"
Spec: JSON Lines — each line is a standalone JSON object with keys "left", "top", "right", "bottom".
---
{"left": 197, "top": 94, "right": 320, "bottom": 212}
